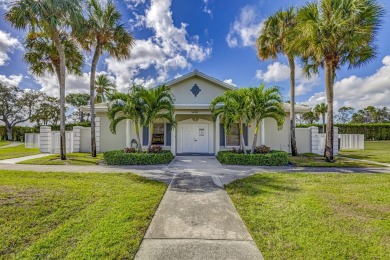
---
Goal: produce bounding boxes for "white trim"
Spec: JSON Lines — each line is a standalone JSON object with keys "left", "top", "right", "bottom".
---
{"left": 165, "top": 70, "right": 237, "bottom": 90}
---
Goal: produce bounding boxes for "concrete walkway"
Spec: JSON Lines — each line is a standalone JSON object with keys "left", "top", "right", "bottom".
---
{"left": 135, "top": 157, "right": 263, "bottom": 260}
{"left": 0, "top": 141, "right": 23, "bottom": 149}
{"left": 340, "top": 156, "right": 390, "bottom": 167}
{"left": 0, "top": 154, "right": 51, "bottom": 164}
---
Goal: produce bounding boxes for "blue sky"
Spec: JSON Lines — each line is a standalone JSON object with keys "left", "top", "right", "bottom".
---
{"left": 0, "top": 0, "right": 389, "bottom": 110}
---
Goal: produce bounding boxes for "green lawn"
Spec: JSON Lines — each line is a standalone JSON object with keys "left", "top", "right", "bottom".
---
{"left": 0, "top": 141, "right": 11, "bottom": 147}
{"left": 0, "top": 145, "right": 40, "bottom": 160}
{"left": 226, "top": 173, "right": 390, "bottom": 259}
{"left": 289, "top": 153, "right": 381, "bottom": 167}
{"left": 19, "top": 153, "right": 104, "bottom": 165}
{"left": 339, "top": 141, "right": 390, "bottom": 164}
{"left": 0, "top": 170, "right": 166, "bottom": 259}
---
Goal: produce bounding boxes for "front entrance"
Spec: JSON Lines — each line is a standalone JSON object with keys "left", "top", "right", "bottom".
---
{"left": 181, "top": 124, "right": 209, "bottom": 153}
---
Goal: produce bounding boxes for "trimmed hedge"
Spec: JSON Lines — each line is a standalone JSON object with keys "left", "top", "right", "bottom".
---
{"left": 51, "top": 122, "right": 91, "bottom": 131}
{"left": 0, "top": 126, "right": 39, "bottom": 141}
{"left": 104, "top": 150, "right": 174, "bottom": 165}
{"left": 297, "top": 123, "right": 390, "bottom": 140}
{"left": 217, "top": 150, "right": 289, "bottom": 166}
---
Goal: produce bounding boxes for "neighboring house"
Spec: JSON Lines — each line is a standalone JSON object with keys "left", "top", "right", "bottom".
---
{"left": 81, "top": 70, "right": 310, "bottom": 155}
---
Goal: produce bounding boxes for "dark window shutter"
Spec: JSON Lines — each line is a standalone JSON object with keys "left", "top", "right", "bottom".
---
{"left": 220, "top": 124, "right": 225, "bottom": 146}
{"left": 142, "top": 126, "right": 149, "bottom": 146}
{"left": 166, "top": 123, "right": 172, "bottom": 146}
{"left": 243, "top": 124, "right": 248, "bottom": 146}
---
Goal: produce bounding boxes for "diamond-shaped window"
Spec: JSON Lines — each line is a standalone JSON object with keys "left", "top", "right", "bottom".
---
{"left": 190, "top": 84, "right": 201, "bottom": 97}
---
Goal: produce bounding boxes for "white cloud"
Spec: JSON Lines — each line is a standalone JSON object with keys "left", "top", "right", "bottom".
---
{"left": 223, "top": 79, "right": 237, "bottom": 87}
{"left": 35, "top": 71, "right": 115, "bottom": 97}
{"left": 124, "top": 0, "right": 146, "bottom": 9}
{"left": 256, "top": 62, "right": 290, "bottom": 82}
{"left": 0, "top": 0, "right": 13, "bottom": 11}
{"left": 0, "top": 30, "right": 22, "bottom": 66}
{"left": 256, "top": 61, "right": 320, "bottom": 96}
{"left": 0, "top": 74, "right": 23, "bottom": 86}
{"left": 107, "top": 0, "right": 212, "bottom": 90}
{"left": 301, "top": 56, "right": 390, "bottom": 110}
{"left": 202, "top": 0, "right": 212, "bottom": 16}
{"left": 226, "top": 5, "right": 263, "bottom": 48}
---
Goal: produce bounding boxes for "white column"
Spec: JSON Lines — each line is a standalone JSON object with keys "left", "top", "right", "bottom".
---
{"left": 170, "top": 114, "right": 176, "bottom": 155}
{"left": 170, "top": 126, "right": 176, "bottom": 156}
{"left": 126, "top": 119, "right": 131, "bottom": 147}
{"left": 333, "top": 126, "right": 339, "bottom": 156}
{"left": 260, "top": 119, "right": 265, "bottom": 145}
{"left": 39, "top": 126, "right": 51, "bottom": 153}
{"left": 215, "top": 115, "right": 220, "bottom": 155}
{"left": 73, "top": 126, "right": 81, "bottom": 153}
{"left": 310, "top": 126, "right": 320, "bottom": 154}
{"left": 95, "top": 117, "right": 101, "bottom": 153}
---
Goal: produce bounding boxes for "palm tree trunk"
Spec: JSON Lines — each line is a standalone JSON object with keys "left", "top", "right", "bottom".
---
{"left": 239, "top": 121, "right": 247, "bottom": 154}
{"left": 322, "top": 114, "right": 325, "bottom": 133}
{"left": 325, "top": 60, "right": 334, "bottom": 162}
{"left": 148, "top": 123, "right": 154, "bottom": 152}
{"left": 288, "top": 55, "right": 297, "bottom": 156}
{"left": 90, "top": 45, "right": 101, "bottom": 157}
{"left": 135, "top": 121, "right": 142, "bottom": 153}
{"left": 250, "top": 120, "right": 260, "bottom": 154}
{"left": 52, "top": 29, "right": 67, "bottom": 160}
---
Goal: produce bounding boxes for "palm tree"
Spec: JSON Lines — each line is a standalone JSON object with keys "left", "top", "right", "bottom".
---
{"left": 108, "top": 86, "right": 144, "bottom": 153}
{"left": 6, "top": 0, "right": 83, "bottom": 160}
{"left": 139, "top": 85, "right": 176, "bottom": 152}
{"left": 291, "top": 0, "right": 383, "bottom": 162}
{"left": 247, "top": 85, "right": 286, "bottom": 154}
{"left": 81, "top": 0, "right": 135, "bottom": 157}
{"left": 210, "top": 88, "right": 251, "bottom": 154}
{"left": 257, "top": 7, "right": 298, "bottom": 156}
{"left": 24, "top": 32, "right": 84, "bottom": 78}
{"left": 302, "top": 111, "right": 319, "bottom": 124}
{"left": 314, "top": 103, "right": 327, "bottom": 133}
{"left": 95, "top": 75, "right": 116, "bottom": 103}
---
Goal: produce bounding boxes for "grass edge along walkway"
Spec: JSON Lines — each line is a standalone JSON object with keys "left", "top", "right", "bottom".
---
{"left": 226, "top": 172, "right": 390, "bottom": 259}
{"left": 18, "top": 153, "right": 103, "bottom": 165}
{"left": 0, "top": 170, "right": 167, "bottom": 259}
{"left": 0, "top": 145, "right": 40, "bottom": 160}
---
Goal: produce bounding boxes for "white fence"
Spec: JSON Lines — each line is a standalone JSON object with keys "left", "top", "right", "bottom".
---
{"left": 51, "top": 131, "right": 73, "bottom": 154}
{"left": 339, "top": 134, "right": 364, "bottom": 150}
{"left": 39, "top": 118, "right": 100, "bottom": 154}
{"left": 25, "top": 133, "right": 40, "bottom": 148}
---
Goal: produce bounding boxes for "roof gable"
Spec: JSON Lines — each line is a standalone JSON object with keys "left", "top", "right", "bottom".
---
{"left": 165, "top": 70, "right": 236, "bottom": 91}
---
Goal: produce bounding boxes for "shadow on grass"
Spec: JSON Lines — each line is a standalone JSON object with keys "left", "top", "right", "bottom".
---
{"left": 227, "top": 174, "right": 299, "bottom": 196}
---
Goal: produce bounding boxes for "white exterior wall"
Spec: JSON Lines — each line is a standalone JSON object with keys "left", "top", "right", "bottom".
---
{"left": 99, "top": 112, "right": 126, "bottom": 152}
{"left": 264, "top": 116, "right": 290, "bottom": 152}
{"left": 296, "top": 128, "right": 311, "bottom": 154}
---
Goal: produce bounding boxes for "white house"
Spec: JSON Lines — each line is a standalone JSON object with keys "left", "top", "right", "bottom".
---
{"left": 75, "top": 70, "right": 312, "bottom": 155}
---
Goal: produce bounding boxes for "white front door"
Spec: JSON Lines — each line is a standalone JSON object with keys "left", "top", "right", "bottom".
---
{"left": 181, "top": 124, "right": 209, "bottom": 153}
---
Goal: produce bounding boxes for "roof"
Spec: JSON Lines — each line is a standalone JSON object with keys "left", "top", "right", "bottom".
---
{"left": 164, "top": 70, "right": 237, "bottom": 90}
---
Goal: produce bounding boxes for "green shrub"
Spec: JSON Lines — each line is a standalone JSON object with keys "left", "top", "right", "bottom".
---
{"left": 0, "top": 126, "right": 39, "bottom": 141}
{"left": 104, "top": 150, "right": 174, "bottom": 165}
{"left": 296, "top": 123, "right": 390, "bottom": 140}
{"left": 217, "top": 150, "right": 289, "bottom": 166}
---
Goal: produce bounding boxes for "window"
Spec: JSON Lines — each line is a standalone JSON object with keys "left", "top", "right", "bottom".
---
{"left": 226, "top": 123, "right": 240, "bottom": 146}
{"left": 152, "top": 123, "right": 164, "bottom": 145}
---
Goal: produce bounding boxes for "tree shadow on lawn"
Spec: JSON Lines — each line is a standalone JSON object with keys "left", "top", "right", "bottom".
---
{"left": 227, "top": 174, "right": 299, "bottom": 197}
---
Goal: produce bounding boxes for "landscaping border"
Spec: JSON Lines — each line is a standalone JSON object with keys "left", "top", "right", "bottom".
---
{"left": 104, "top": 150, "right": 174, "bottom": 165}
{"left": 217, "top": 150, "right": 289, "bottom": 166}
